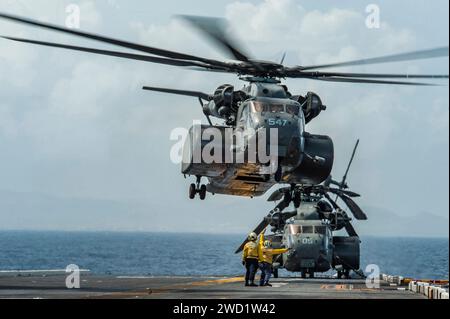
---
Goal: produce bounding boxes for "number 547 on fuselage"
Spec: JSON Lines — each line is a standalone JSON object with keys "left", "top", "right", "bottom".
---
{"left": 171, "top": 78, "right": 334, "bottom": 200}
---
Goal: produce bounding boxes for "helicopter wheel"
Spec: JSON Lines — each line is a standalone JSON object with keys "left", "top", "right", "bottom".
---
{"left": 344, "top": 269, "right": 350, "bottom": 279}
{"left": 199, "top": 184, "right": 207, "bottom": 200}
{"left": 189, "top": 184, "right": 196, "bottom": 199}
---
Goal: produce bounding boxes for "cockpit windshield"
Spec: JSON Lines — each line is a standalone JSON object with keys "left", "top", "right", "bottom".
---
{"left": 270, "top": 104, "right": 284, "bottom": 113}
{"left": 288, "top": 224, "right": 325, "bottom": 235}
{"left": 302, "top": 226, "right": 314, "bottom": 234}
{"left": 288, "top": 225, "right": 302, "bottom": 234}
{"left": 251, "top": 101, "right": 300, "bottom": 116}
{"left": 314, "top": 226, "right": 326, "bottom": 235}
{"left": 252, "top": 101, "right": 266, "bottom": 112}
{"left": 286, "top": 104, "right": 300, "bottom": 116}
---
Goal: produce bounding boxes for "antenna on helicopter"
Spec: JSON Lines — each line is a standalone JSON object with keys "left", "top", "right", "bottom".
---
{"left": 335, "top": 139, "right": 360, "bottom": 201}
{"left": 280, "top": 52, "right": 287, "bottom": 65}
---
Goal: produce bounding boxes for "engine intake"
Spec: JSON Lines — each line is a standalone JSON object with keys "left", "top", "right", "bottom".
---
{"left": 291, "top": 92, "right": 326, "bottom": 124}
{"left": 203, "top": 84, "right": 248, "bottom": 123}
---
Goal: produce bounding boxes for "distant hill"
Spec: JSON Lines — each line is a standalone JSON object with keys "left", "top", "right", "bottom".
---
{"left": 355, "top": 206, "right": 449, "bottom": 238}
{"left": 0, "top": 190, "right": 165, "bottom": 232}
{"left": 0, "top": 190, "right": 448, "bottom": 237}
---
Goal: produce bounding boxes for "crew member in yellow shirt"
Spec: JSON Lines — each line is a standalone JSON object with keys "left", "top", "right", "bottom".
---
{"left": 258, "top": 228, "right": 289, "bottom": 287}
{"left": 242, "top": 232, "right": 259, "bottom": 287}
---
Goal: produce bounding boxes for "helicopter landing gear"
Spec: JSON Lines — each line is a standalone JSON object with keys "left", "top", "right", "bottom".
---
{"left": 274, "top": 165, "right": 282, "bottom": 183}
{"left": 343, "top": 269, "right": 350, "bottom": 279}
{"left": 189, "top": 176, "right": 207, "bottom": 200}
{"left": 301, "top": 270, "right": 314, "bottom": 279}
{"left": 199, "top": 184, "right": 207, "bottom": 200}
{"left": 189, "top": 184, "right": 196, "bottom": 199}
{"left": 337, "top": 269, "right": 351, "bottom": 279}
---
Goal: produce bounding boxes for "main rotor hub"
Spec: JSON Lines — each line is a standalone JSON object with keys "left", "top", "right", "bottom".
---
{"left": 239, "top": 76, "right": 281, "bottom": 84}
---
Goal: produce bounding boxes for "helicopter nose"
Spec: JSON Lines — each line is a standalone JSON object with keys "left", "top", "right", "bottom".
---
{"left": 259, "top": 121, "right": 300, "bottom": 158}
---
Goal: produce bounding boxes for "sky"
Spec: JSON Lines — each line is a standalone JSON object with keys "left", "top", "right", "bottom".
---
{"left": 0, "top": 0, "right": 448, "bottom": 236}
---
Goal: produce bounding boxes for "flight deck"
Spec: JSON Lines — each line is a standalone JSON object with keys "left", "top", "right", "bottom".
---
{"left": 0, "top": 274, "right": 426, "bottom": 299}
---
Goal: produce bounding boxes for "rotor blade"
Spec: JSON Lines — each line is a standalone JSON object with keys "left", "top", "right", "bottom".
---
{"left": 236, "top": 193, "right": 292, "bottom": 254}
{"left": 185, "top": 66, "right": 234, "bottom": 73}
{"left": 311, "top": 76, "right": 439, "bottom": 86}
{"left": 282, "top": 210, "right": 298, "bottom": 221}
{"left": 143, "top": 86, "right": 212, "bottom": 100}
{"left": 254, "top": 219, "right": 271, "bottom": 238}
{"left": 267, "top": 190, "right": 284, "bottom": 202}
{"left": 341, "top": 139, "right": 360, "bottom": 189}
{"left": 323, "top": 192, "right": 359, "bottom": 237}
{"left": 2, "top": 36, "right": 219, "bottom": 69}
{"left": 235, "top": 218, "right": 269, "bottom": 254}
{"left": 0, "top": 12, "right": 230, "bottom": 69}
{"left": 338, "top": 194, "right": 368, "bottom": 220}
{"left": 323, "top": 175, "right": 333, "bottom": 187}
{"left": 306, "top": 71, "right": 449, "bottom": 79}
{"left": 329, "top": 179, "right": 343, "bottom": 188}
{"left": 323, "top": 192, "right": 340, "bottom": 210}
{"left": 344, "top": 221, "right": 359, "bottom": 237}
{"left": 328, "top": 188, "right": 360, "bottom": 198}
{"left": 267, "top": 194, "right": 292, "bottom": 213}
{"left": 299, "top": 47, "right": 449, "bottom": 70}
{"left": 280, "top": 52, "right": 287, "bottom": 65}
{"left": 235, "top": 239, "right": 248, "bottom": 254}
{"left": 267, "top": 187, "right": 290, "bottom": 202}
{"left": 275, "top": 195, "right": 292, "bottom": 212}
{"left": 341, "top": 190, "right": 360, "bottom": 197}
{"left": 178, "top": 15, "right": 251, "bottom": 62}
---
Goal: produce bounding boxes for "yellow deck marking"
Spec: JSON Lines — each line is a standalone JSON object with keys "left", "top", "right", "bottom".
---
{"left": 190, "top": 277, "right": 244, "bottom": 286}
{"left": 98, "top": 277, "right": 245, "bottom": 298}
{"left": 321, "top": 284, "right": 359, "bottom": 291}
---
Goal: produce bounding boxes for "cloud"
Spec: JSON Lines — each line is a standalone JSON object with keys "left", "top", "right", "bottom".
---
{"left": 0, "top": 104, "right": 19, "bottom": 137}
{"left": 226, "top": 0, "right": 417, "bottom": 65}
{"left": 0, "top": 0, "right": 448, "bottom": 232}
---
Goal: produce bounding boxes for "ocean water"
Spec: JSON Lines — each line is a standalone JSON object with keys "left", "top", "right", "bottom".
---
{"left": 0, "top": 231, "right": 448, "bottom": 279}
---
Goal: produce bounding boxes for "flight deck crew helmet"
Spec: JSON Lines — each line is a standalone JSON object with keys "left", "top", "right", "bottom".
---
{"left": 248, "top": 232, "right": 257, "bottom": 241}
{"left": 263, "top": 240, "right": 272, "bottom": 248}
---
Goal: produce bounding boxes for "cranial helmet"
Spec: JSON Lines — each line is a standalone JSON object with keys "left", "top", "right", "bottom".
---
{"left": 263, "top": 240, "right": 272, "bottom": 248}
{"left": 248, "top": 232, "right": 257, "bottom": 241}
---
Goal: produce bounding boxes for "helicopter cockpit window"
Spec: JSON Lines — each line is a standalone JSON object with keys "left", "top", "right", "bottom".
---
{"left": 251, "top": 101, "right": 267, "bottom": 113}
{"left": 286, "top": 104, "right": 300, "bottom": 116}
{"left": 302, "top": 226, "right": 314, "bottom": 234}
{"left": 288, "top": 225, "right": 302, "bottom": 235}
{"left": 270, "top": 104, "right": 285, "bottom": 113}
{"left": 314, "top": 226, "right": 326, "bottom": 235}
{"left": 238, "top": 105, "right": 249, "bottom": 127}
{"left": 251, "top": 102, "right": 300, "bottom": 116}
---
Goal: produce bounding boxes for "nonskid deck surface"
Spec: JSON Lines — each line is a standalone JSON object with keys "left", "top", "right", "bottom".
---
{"left": 0, "top": 274, "right": 424, "bottom": 299}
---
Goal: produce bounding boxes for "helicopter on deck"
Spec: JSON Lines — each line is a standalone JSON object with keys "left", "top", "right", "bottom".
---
{"left": 236, "top": 140, "right": 367, "bottom": 279}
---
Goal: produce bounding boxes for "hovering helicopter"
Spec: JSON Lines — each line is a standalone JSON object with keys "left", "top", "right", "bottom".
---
{"left": 0, "top": 13, "right": 448, "bottom": 200}
{"left": 236, "top": 140, "right": 366, "bottom": 279}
